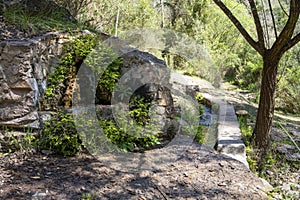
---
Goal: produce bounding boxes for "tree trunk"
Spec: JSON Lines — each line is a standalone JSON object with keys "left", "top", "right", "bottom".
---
{"left": 252, "top": 53, "right": 280, "bottom": 150}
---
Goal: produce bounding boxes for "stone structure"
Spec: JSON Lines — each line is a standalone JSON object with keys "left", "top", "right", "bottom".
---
{"left": 77, "top": 37, "right": 176, "bottom": 144}
{"left": 0, "top": 33, "right": 176, "bottom": 142}
{"left": 0, "top": 32, "right": 72, "bottom": 128}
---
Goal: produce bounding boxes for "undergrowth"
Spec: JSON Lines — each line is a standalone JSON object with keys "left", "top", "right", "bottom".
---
{"left": 41, "top": 34, "right": 98, "bottom": 110}
{"left": 238, "top": 115, "right": 300, "bottom": 200}
{"left": 3, "top": 3, "right": 75, "bottom": 35}
{"left": 38, "top": 111, "right": 82, "bottom": 156}
{"left": 0, "top": 127, "right": 37, "bottom": 155}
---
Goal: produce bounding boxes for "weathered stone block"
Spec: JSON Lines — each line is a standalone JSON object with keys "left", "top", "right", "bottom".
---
{"left": 0, "top": 32, "right": 73, "bottom": 129}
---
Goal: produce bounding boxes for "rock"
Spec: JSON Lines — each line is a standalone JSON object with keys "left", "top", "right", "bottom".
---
{"left": 236, "top": 110, "right": 249, "bottom": 116}
{"left": 258, "top": 178, "right": 273, "bottom": 193}
{"left": 41, "top": 150, "right": 52, "bottom": 156}
{"left": 286, "top": 153, "right": 300, "bottom": 162}
{"left": 32, "top": 191, "right": 48, "bottom": 199}
{"left": 276, "top": 144, "right": 295, "bottom": 154}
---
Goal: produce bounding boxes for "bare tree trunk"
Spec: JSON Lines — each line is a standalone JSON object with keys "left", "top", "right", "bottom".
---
{"left": 115, "top": 0, "right": 120, "bottom": 37}
{"left": 252, "top": 53, "right": 280, "bottom": 149}
{"left": 161, "top": 0, "right": 165, "bottom": 28}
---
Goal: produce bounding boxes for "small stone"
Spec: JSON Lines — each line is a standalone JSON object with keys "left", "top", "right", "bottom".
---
{"left": 218, "top": 182, "right": 227, "bottom": 186}
{"left": 258, "top": 178, "right": 273, "bottom": 192}
{"left": 32, "top": 192, "right": 47, "bottom": 198}
{"left": 286, "top": 153, "right": 300, "bottom": 162}
{"left": 236, "top": 110, "right": 248, "bottom": 116}
{"left": 266, "top": 170, "right": 274, "bottom": 176}
{"left": 281, "top": 183, "right": 291, "bottom": 191}
{"left": 30, "top": 176, "right": 40, "bottom": 180}
{"left": 276, "top": 144, "right": 295, "bottom": 154}
{"left": 41, "top": 150, "right": 52, "bottom": 155}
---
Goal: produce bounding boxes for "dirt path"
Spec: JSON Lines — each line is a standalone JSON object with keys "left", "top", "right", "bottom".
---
{"left": 0, "top": 144, "right": 269, "bottom": 200}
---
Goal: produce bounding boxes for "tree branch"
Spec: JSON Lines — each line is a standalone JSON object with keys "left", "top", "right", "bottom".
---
{"left": 278, "top": 0, "right": 289, "bottom": 17}
{"left": 260, "top": 0, "right": 271, "bottom": 48}
{"left": 271, "top": 0, "right": 300, "bottom": 55}
{"left": 267, "top": 0, "right": 278, "bottom": 38}
{"left": 248, "top": 0, "right": 265, "bottom": 49}
{"left": 213, "top": 0, "right": 265, "bottom": 55}
{"left": 283, "top": 32, "right": 300, "bottom": 52}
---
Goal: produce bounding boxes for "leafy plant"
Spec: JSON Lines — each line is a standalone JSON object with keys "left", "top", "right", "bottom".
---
{"left": 238, "top": 114, "right": 300, "bottom": 199}
{"left": 100, "top": 119, "right": 160, "bottom": 152}
{"left": 38, "top": 111, "right": 81, "bottom": 156}
{"left": 129, "top": 95, "right": 152, "bottom": 126}
{"left": 195, "top": 92, "right": 205, "bottom": 116}
{"left": 41, "top": 34, "right": 97, "bottom": 110}
{"left": 80, "top": 192, "right": 93, "bottom": 200}
{"left": 0, "top": 127, "right": 37, "bottom": 154}
{"left": 96, "top": 58, "right": 122, "bottom": 104}
{"left": 194, "top": 126, "right": 204, "bottom": 144}
{"left": 99, "top": 96, "right": 161, "bottom": 152}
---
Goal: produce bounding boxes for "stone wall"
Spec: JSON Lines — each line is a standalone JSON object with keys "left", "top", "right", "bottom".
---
{"left": 0, "top": 32, "right": 72, "bottom": 128}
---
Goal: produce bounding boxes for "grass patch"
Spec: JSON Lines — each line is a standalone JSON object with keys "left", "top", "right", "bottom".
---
{"left": 2, "top": 2, "right": 91, "bottom": 36}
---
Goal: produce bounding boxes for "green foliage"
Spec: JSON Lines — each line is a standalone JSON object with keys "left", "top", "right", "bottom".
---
{"left": 129, "top": 96, "right": 152, "bottom": 126}
{"left": 54, "top": 0, "right": 92, "bottom": 18}
{"left": 0, "top": 128, "right": 37, "bottom": 154}
{"left": 80, "top": 192, "right": 93, "bottom": 200}
{"left": 2, "top": 1, "right": 81, "bottom": 35}
{"left": 238, "top": 115, "right": 300, "bottom": 198}
{"left": 238, "top": 115, "right": 252, "bottom": 146}
{"left": 237, "top": 115, "right": 258, "bottom": 171}
{"left": 100, "top": 119, "right": 160, "bottom": 152}
{"left": 96, "top": 58, "right": 122, "bottom": 104}
{"left": 42, "top": 34, "right": 97, "bottom": 110}
{"left": 194, "top": 92, "right": 206, "bottom": 144}
{"left": 195, "top": 92, "right": 205, "bottom": 116}
{"left": 99, "top": 96, "right": 161, "bottom": 152}
{"left": 38, "top": 111, "right": 81, "bottom": 156}
{"left": 276, "top": 47, "right": 300, "bottom": 113}
{"left": 194, "top": 126, "right": 205, "bottom": 144}
{"left": 81, "top": 41, "right": 123, "bottom": 104}
{"left": 98, "top": 59, "right": 122, "bottom": 92}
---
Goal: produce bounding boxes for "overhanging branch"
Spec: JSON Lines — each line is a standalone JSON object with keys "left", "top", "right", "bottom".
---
{"left": 283, "top": 33, "right": 300, "bottom": 52}
{"left": 271, "top": 0, "right": 300, "bottom": 54}
{"left": 213, "top": 0, "right": 265, "bottom": 55}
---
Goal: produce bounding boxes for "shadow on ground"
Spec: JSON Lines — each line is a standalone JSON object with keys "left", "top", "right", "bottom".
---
{"left": 0, "top": 143, "right": 269, "bottom": 200}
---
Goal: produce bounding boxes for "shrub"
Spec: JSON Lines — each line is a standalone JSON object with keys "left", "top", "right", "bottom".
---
{"left": 0, "top": 128, "right": 37, "bottom": 154}
{"left": 96, "top": 58, "right": 122, "bottom": 104}
{"left": 99, "top": 96, "right": 161, "bottom": 152}
{"left": 38, "top": 111, "right": 81, "bottom": 156}
{"left": 54, "top": 0, "right": 92, "bottom": 18}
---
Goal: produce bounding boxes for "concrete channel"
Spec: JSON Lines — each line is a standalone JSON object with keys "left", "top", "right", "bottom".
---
{"left": 171, "top": 73, "right": 249, "bottom": 168}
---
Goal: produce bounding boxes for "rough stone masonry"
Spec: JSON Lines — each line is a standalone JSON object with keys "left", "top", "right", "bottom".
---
{"left": 0, "top": 32, "right": 71, "bottom": 128}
